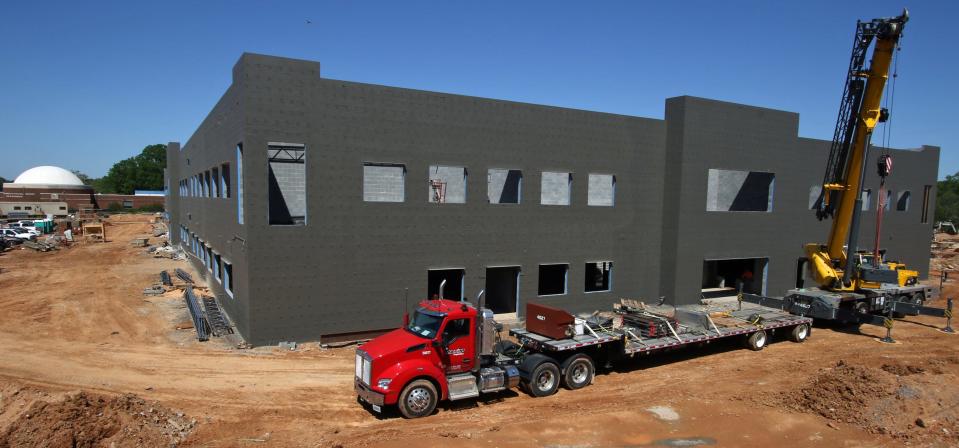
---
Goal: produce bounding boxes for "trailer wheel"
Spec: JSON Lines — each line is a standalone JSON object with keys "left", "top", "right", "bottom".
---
{"left": 397, "top": 379, "right": 438, "bottom": 419}
{"left": 527, "top": 362, "right": 561, "bottom": 397}
{"left": 561, "top": 355, "right": 594, "bottom": 390}
{"left": 746, "top": 330, "right": 767, "bottom": 351}
{"left": 789, "top": 323, "right": 810, "bottom": 343}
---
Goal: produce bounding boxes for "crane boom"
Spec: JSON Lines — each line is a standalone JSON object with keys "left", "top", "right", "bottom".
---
{"left": 808, "top": 10, "right": 908, "bottom": 289}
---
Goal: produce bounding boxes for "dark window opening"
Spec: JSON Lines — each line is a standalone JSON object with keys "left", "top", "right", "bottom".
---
{"left": 221, "top": 163, "right": 231, "bottom": 198}
{"left": 538, "top": 264, "right": 568, "bottom": 296}
{"left": 701, "top": 258, "right": 768, "bottom": 298}
{"left": 212, "top": 167, "right": 220, "bottom": 198}
{"left": 922, "top": 185, "right": 932, "bottom": 224}
{"left": 428, "top": 269, "right": 465, "bottom": 300}
{"left": 267, "top": 144, "right": 306, "bottom": 226}
{"left": 488, "top": 169, "right": 522, "bottom": 204}
{"left": 485, "top": 266, "right": 520, "bottom": 314}
{"left": 122, "top": 201, "right": 133, "bottom": 209}
{"left": 896, "top": 190, "right": 911, "bottom": 211}
{"left": 224, "top": 261, "right": 234, "bottom": 297}
{"left": 585, "top": 261, "right": 612, "bottom": 292}
{"left": 204, "top": 171, "right": 212, "bottom": 197}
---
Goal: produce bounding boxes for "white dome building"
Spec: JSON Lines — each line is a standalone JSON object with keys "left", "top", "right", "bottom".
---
{"left": 4, "top": 166, "right": 93, "bottom": 192}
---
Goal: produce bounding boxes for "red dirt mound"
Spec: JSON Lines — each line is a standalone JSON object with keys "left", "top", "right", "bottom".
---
{"left": 784, "top": 360, "right": 897, "bottom": 428}
{"left": 0, "top": 391, "right": 195, "bottom": 448}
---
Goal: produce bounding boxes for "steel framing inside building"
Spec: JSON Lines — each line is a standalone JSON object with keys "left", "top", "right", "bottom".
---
{"left": 166, "top": 53, "right": 939, "bottom": 345}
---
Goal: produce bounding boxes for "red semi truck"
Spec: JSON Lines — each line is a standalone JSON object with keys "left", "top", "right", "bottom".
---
{"left": 355, "top": 291, "right": 813, "bottom": 418}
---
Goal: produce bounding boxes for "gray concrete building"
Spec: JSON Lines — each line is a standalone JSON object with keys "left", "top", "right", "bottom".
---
{"left": 167, "top": 53, "right": 939, "bottom": 345}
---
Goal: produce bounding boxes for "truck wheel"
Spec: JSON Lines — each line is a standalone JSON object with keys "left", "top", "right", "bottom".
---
{"left": 746, "top": 330, "right": 767, "bottom": 351}
{"left": 790, "top": 324, "right": 810, "bottom": 343}
{"left": 397, "top": 379, "right": 437, "bottom": 419}
{"left": 527, "top": 362, "right": 561, "bottom": 397}
{"left": 561, "top": 355, "right": 594, "bottom": 390}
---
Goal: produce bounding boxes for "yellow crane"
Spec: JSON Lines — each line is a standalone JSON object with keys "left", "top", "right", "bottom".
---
{"left": 744, "top": 10, "right": 949, "bottom": 338}
{"left": 807, "top": 9, "right": 914, "bottom": 292}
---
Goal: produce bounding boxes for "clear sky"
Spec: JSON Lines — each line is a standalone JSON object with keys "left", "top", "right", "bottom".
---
{"left": 0, "top": 1, "right": 955, "bottom": 180}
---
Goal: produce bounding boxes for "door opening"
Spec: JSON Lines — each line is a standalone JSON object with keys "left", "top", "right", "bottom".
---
{"left": 701, "top": 257, "right": 768, "bottom": 299}
{"left": 485, "top": 266, "right": 520, "bottom": 315}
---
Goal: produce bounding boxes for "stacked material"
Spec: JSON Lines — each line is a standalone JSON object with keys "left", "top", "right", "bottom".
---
{"left": 613, "top": 299, "right": 680, "bottom": 339}
{"left": 620, "top": 312, "right": 678, "bottom": 338}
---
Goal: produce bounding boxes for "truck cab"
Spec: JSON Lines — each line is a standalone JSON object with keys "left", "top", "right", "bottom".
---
{"left": 355, "top": 297, "right": 521, "bottom": 418}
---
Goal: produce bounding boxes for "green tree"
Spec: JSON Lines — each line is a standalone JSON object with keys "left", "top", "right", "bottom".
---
{"left": 0, "top": 176, "right": 8, "bottom": 191}
{"left": 98, "top": 144, "right": 166, "bottom": 194}
{"left": 936, "top": 173, "right": 959, "bottom": 223}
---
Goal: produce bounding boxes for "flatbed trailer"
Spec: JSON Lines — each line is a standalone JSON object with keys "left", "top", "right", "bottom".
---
{"left": 512, "top": 301, "right": 813, "bottom": 359}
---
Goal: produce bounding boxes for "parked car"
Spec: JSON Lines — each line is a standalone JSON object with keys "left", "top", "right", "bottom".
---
{"left": 0, "top": 228, "right": 35, "bottom": 241}
{"left": 1, "top": 236, "right": 23, "bottom": 246}
{"left": 9, "top": 226, "right": 39, "bottom": 236}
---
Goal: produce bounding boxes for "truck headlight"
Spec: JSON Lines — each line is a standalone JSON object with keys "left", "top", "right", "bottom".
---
{"left": 377, "top": 378, "right": 392, "bottom": 390}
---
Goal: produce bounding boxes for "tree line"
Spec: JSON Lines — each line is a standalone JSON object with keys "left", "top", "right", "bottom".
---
{"left": 71, "top": 144, "right": 167, "bottom": 195}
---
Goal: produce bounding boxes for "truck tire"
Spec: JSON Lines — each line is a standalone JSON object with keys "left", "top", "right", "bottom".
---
{"left": 746, "top": 330, "right": 767, "bottom": 351}
{"left": 527, "top": 362, "right": 561, "bottom": 397}
{"left": 397, "top": 379, "right": 438, "bottom": 419}
{"left": 561, "top": 354, "right": 594, "bottom": 390}
{"left": 790, "top": 323, "right": 810, "bottom": 343}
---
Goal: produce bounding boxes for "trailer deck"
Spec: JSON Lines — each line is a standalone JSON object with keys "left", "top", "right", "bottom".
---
{"left": 512, "top": 301, "right": 812, "bottom": 354}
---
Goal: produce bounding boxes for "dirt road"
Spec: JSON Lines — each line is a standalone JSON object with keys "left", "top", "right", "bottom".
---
{"left": 0, "top": 216, "right": 957, "bottom": 447}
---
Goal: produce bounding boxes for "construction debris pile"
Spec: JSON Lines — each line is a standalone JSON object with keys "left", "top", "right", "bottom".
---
{"left": 774, "top": 359, "right": 959, "bottom": 445}
{"left": 0, "top": 391, "right": 195, "bottom": 448}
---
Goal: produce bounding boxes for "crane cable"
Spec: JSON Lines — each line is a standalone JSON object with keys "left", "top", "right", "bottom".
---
{"left": 881, "top": 41, "right": 901, "bottom": 156}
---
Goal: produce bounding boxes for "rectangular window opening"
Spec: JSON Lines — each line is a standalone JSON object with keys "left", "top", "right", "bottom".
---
{"left": 213, "top": 253, "right": 221, "bottom": 282}
{"left": 540, "top": 172, "right": 572, "bottom": 206}
{"left": 585, "top": 261, "right": 612, "bottom": 292}
{"left": 122, "top": 200, "right": 133, "bottom": 209}
{"left": 862, "top": 189, "right": 872, "bottom": 211}
{"left": 706, "top": 169, "right": 774, "bottom": 212}
{"left": 897, "top": 190, "right": 911, "bottom": 212}
{"left": 221, "top": 163, "right": 231, "bottom": 199}
{"left": 428, "top": 268, "right": 465, "bottom": 300}
{"left": 237, "top": 144, "right": 244, "bottom": 225}
{"left": 363, "top": 163, "right": 406, "bottom": 202}
{"left": 487, "top": 169, "right": 522, "bottom": 204}
{"left": 428, "top": 165, "right": 466, "bottom": 204}
{"left": 921, "top": 185, "right": 932, "bottom": 224}
{"left": 587, "top": 174, "right": 615, "bottom": 206}
{"left": 701, "top": 257, "right": 768, "bottom": 298}
{"left": 267, "top": 143, "right": 306, "bottom": 226}
{"left": 538, "top": 264, "right": 568, "bottom": 296}
{"left": 485, "top": 266, "right": 520, "bottom": 315}
{"left": 212, "top": 167, "right": 220, "bottom": 198}
{"left": 223, "top": 260, "right": 234, "bottom": 298}
{"left": 204, "top": 171, "right": 212, "bottom": 197}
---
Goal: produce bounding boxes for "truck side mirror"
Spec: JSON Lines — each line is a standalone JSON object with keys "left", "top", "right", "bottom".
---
{"left": 431, "top": 339, "right": 442, "bottom": 349}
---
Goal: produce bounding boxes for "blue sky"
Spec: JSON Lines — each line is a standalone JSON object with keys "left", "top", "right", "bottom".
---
{"left": 0, "top": 1, "right": 955, "bottom": 180}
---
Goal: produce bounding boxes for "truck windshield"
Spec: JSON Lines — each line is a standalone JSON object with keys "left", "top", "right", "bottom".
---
{"left": 406, "top": 309, "right": 444, "bottom": 339}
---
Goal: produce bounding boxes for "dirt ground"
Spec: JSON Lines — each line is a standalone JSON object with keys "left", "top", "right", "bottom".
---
{"left": 1, "top": 216, "right": 958, "bottom": 447}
